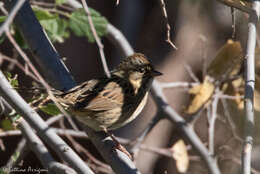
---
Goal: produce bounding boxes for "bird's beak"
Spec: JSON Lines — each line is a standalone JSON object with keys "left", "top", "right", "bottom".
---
{"left": 151, "top": 69, "right": 163, "bottom": 76}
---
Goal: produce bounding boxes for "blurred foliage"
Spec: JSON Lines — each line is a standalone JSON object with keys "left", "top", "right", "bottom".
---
{"left": 4, "top": 72, "right": 18, "bottom": 88}
{"left": 39, "top": 103, "right": 61, "bottom": 116}
{"left": 0, "top": 6, "right": 108, "bottom": 44}
{"left": 69, "top": 8, "right": 108, "bottom": 42}
{"left": 55, "top": 0, "right": 67, "bottom": 5}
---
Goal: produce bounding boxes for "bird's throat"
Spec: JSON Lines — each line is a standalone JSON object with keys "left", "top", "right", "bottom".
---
{"left": 129, "top": 78, "right": 142, "bottom": 94}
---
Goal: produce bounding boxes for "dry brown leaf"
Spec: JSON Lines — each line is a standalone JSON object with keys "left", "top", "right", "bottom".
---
{"left": 207, "top": 40, "right": 243, "bottom": 81}
{"left": 171, "top": 140, "right": 189, "bottom": 173}
{"left": 186, "top": 76, "right": 215, "bottom": 114}
{"left": 186, "top": 40, "right": 243, "bottom": 114}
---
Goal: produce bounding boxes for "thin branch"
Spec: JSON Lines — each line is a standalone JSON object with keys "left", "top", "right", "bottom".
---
{"left": 184, "top": 64, "right": 200, "bottom": 83}
{"left": 159, "top": 0, "right": 177, "bottom": 50}
{"left": 221, "top": 98, "right": 243, "bottom": 142}
{"left": 216, "top": 94, "right": 244, "bottom": 100}
{"left": 130, "top": 111, "right": 163, "bottom": 158}
{"left": 242, "top": 1, "right": 260, "bottom": 174}
{"left": 0, "top": 53, "right": 39, "bottom": 82}
{"left": 0, "top": 128, "right": 130, "bottom": 144}
{"left": 18, "top": 119, "right": 77, "bottom": 174}
{"left": 231, "top": 7, "right": 236, "bottom": 39}
{"left": 90, "top": 9, "right": 221, "bottom": 173}
{"left": 151, "top": 80, "right": 221, "bottom": 174}
{"left": 0, "top": 0, "right": 26, "bottom": 36}
{"left": 4, "top": 0, "right": 76, "bottom": 91}
{"left": 159, "top": 81, "right": 199, "bottom": 89}
{"left": 5, "top": 138, "right": 27, "bottom": 168}
{"left": 80, "top": 0, "right": 110, "bottom": 78}
{"left": 208, "top": 88, "right": 221, "bottom": 155}
{"left": 5, "top": 29, "right": 79, "bottom": 131}
{"left": 216, "top": 0, "right": 252, "bottom": 13}
{"left": 0, "top": 70, "right": 94, "bottom": 174}
{"left": 59, "top": 118, "right": 112, "bottom": 173}
{"left": 83, "top": 125, "right": 141, "bottom": 174}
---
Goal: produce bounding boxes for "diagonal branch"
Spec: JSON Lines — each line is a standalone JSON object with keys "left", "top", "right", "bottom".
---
{"left": 19, "top": 119, "right": 77, "bottom": 174}
{"left": 0, "top": 70, "right": 94, "bottom": 174}
{"left": 80, "top": 0, "right": 110, "bottom": 78}
{"left": 0, "top": 0, "right": 25, "bottom": 36}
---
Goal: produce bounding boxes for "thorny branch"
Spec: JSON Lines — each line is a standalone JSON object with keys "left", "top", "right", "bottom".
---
{"left": 242, "top": 1, "right": 260, "bottom": 174}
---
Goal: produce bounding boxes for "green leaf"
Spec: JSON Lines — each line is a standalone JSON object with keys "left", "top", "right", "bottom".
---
{"left": 33, "top": 8, "right": 57, "bottom": 20}
{"left": 0, "top": 16, "right": 6, "bottom": 23}
{"left": 14, "top": 28, "right": 28, "bottom": 49}
{"left": 33, "top": 8, "right": 69, "bottom": 43}
{"left": 5, "top": 72, "right": 19, "bottom": 88}
{"left": 55, "top": 0, "right": 67, "bottom": 5}
{"left": 0, "top": 35, "right": 5, "bottom": 44}
{"left": 0, "top": 168, "right": 9, "bottom": 174}
{"left": 1, "top": 119, "right": 14, "bottom": 131}
{"left": 40, "top": 103, "right": 61, "bottom": 116}
{"left": 69, "top": 8, "right": 108, "bottom": 42}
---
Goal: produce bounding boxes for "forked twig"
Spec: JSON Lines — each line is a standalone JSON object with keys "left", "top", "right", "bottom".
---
{"left": 159, "top": 0, "right": 177, "bottom": 50}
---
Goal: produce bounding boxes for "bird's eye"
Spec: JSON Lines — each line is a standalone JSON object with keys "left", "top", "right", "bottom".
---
{"left": 139, "top": 68, "right": 145, "bottom": 73}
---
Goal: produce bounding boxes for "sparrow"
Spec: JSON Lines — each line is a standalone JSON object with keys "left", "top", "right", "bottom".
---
{"left": 54, "top": 53, "right": 162, "bottom": 132}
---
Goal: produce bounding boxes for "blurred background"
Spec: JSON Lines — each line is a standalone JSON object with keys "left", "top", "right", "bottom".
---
{"left": 0, "top": 0, "right": 256, "bottom": 173}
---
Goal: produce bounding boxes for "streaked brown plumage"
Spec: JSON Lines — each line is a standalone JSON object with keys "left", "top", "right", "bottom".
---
{"left": 55, "top": 53, "right": 162, "bottom": 131}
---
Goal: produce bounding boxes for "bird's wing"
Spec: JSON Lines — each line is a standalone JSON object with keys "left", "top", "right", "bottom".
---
{"left": 56, "top": 79, "right": 99, "bottom": 105}
{"left": 75, "top": 81, "right": 124, "bottom": 111}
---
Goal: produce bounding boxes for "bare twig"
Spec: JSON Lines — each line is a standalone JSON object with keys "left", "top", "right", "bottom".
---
{"left": 0, "top": 70, "right": 94, "bottom": 174}
{"left": 0, "top": 2, "right": 8, "bottom": 15}
{"left": 151, "top": 80, "right": 221, "bottom": 174}
{"left": 159, "top": 0, "right": 177, "bottom": 50}
{"left": 220, "top": 99, "right": 243, "bottom": 142}
{"left": 208, "top": 88, "right": 221, "bottom": 155}
{"left": 59, "top": 118, "right": 112, "bottom": 173}
{"left": 221, "top": 156, "right": 260, "bottom": 174}
{"left": 184, "top": 64, "right": 200, "bottom": 83}
{"left": 216, "top": 94, "right": 243, "bottom": 100}
{"left": 116, "top": 0, "right": 120, "bottom": 6}
{"left": 0, "top": 0, "right": 25, "bottom": 36}
{"left": 91, "top": 8, "right": 220, "bottom": 173}
{"left": 5, "top": 138, "right": 27, "bottom": 168}
{"left": 19, "top": 119, "right": 77, "bottom": 174}
{"left": 231, "top": 7, "right": 236, "bottom": 39}
{"left": 242, "top": 1, "right": 260, "bottom": 174}
{"left": 5, "top": 30, "right": 79, "bottom": 131}
{"left": 83, "top": 125, "right": 141, "bottom": 174}
{"left": 0, "top": 53, "right": 39, "bottom": 82}
{"left": 80, "top": 0, "right": 110, "bottom": 78}
{"left": 4, "top": 0, "right": 76, "bottom": 91}
{"left": 159, "top": 81, "right": 199, "bottom": 89}
{"left": 130, "top": 111, "right": 163, "bottom": 158}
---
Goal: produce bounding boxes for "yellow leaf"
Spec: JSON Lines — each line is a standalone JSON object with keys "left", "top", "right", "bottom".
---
{"left": 207, "top": 40, "right": 243, "bottom": 81}
{"left": 186, "top": 76, "right": 215, "bottom": 114}
{"left": 171, "top": 140, "right": 189, "bottom": 173}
